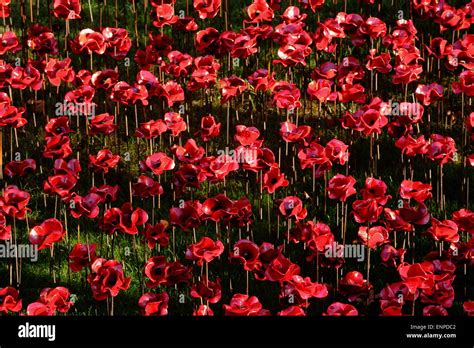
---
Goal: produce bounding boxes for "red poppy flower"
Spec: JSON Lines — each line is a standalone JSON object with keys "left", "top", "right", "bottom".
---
{"left": 328, "top": 174, "right": 357, "bottom": 202}
{"left": 169, "top": 200, "right": 202, "bottom": 231}
{"left": 69, "top": 193, "right": 101, "bottom": 219}
{"left": 190, "top": 277, "right": 222, "bottom": 303}
{"left": 141, "top": 152, "right": 175, "bottom": 175}
{"left": 88, "top": 258, "right": 131, "bottom": 300}
{"left": 53, "top": 0, "right": 81, "bottom": 19}
{"left": 4, "top": 159, "right": 36, "bottom": 178}
{"left": 277, "top": 306, "right": 306, "bottom": 316}
{"left": 281, "top": 275, "right": 328, "bottom": 306}
{"left": 366, "top": 49, "right": 392, "bottom": 73}
{"left": 43, "top": 135, "right": 73, "bottom": 159}
{"left": 9, "top": 64, "right": 43, "bottom": 90}
{"left": 272, "top": 81, "right": 302, "bottom": 110}
{"left": 0, "top": 287, "right": 22, "bottom": 314}
{"left": 172, "top": 139, "right": 205, "bottom": 164}
{"left": 135, "top": 119, "right": 167, "bottom": 139}
{"left": 263, "top": 164, "right": 289, "bottom": 194}
{"left": 45, "top": 58, "right": 75, "bottom": 86}
{"left": 358, "top": 225, "right": 389, "bottom": 249}
{"left": 339, "top": 271, "right": 372, "bottom": 301}
{"left": 324, "top": 302, "right": 358, "bottom": 316}
{"left": 400, "top": 180, "right": 432, "bottom": 203}
{"left": 141, "top": 221, "right": 169, "bottom": 249}
{"left": 186, "top": 237, "right": 224, "bottom": 265}
{"left": 38, "top": 287, "right": 74, "bottom": 313}
{"left": 230, "top": 239, "right": 261, "bottom": 271}
{"left": 415, "top": 83, "right": 443, "bottom": 106}
{"left": 198, "top": 115, "right": 221, "bottom": 141}
{"left": 426, "top": 134, "right": 457, "bottom": 165}
{"left": 132, "top": 175, "right": 164, "bottom": 198}
{"left": 452, "top": 70, "right": 474, "bottom": 96}
{"left": 425, "top": 218, "right": 459, "bottom": 243}
{"left": 194, "top": 0, "right": 221, "bottom": 19}
{"left": 77, "top": 29, "right": 107, "bottom": 55}
{"left": 246, "top": 0, "right": 274, "bottom": 23}
{"left": 452, "top": 209, "right": 474, "bottom": 235}
{"left": 29, "top": 218, "right": 65, "bottom": 250}
{"left": 208, "top": 155, "right": 239, "bottom": 182}
{"left": 0, "top": 31, "right": 21, "bottom": 55}
{"left": 277, "top": 196, "right": 307, "bottom": 220}
{"left": 220, "top": 76, "right": 247, "bottom": 104}
{"left": 43, "top": 173, "right": 77, "bottom": 199}
{"left": 89, "top": 149, "right": 120, "bottom": 173}
{"left": 380, "top": 244, "right": 406, "bottom": 268}
{"left": 164, "top": 50, "right": 193, "bottom": 77}
{"left": 234, "top": 125, "right": 260, "bottom": 146}
{"left": 248, "top": 68, "right": 275, "bottom": 91}
{"left": 89, "top": 113, "right": 117, "bottom": 135}
{"left": 264, "top": 254, "right": 300, "bottom": 282}
{"left": 279, "top": 122, "right": 312, "bottom": 145}
{"left": 352, "top": 199, "right": 383, "bottom": 224}
{"left": 138, "top": 292, "right": 169, "bottom": 316}
{"left": 193, "top": 304, "right": 214, "bottom": 316}
{"left": 151, "top": 4, "right": 178, "bottom": 28}
{"left": 0, "top": 185, "right": 30, "bottom": 220}
{"left": 27, "top": 25, "right": 58, "bottom": 55}
{"left": 223, "top": 294, "right": 270, "bottom": 316}
{"left": 164, "top": 112, "right": 187, "bottom": 136}
{"left": 0, "top": 212, "right": 11, "bottom": 240}
{"left": 69, "top": 243, "right": 97, "bottom": 272}
{"left": 102, "top": 27, "right": 132, "bottom": 60}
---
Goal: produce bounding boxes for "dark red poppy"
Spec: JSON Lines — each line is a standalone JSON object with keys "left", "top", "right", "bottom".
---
{"left": 172, "top": 139, "right": 205, "bottom": 164}
{"left": 89, "top": 149, "right": 120, "bottom": 173}
{"left": 358, "top": 225, "right": 389, "bottom": 249}
{"left": 4, "top": 159, "right": 36, "bottom": 178}
{"left": 88, "top": 258, "right": 131, "bottom": 300}
{"left": 169, "top": 200, "right": 202, "bottom": 231}
{"left": 186, "top": 236, "right": 224, "bottom": 265}
{"left": 141, "top": 152, "right": 175, "bottom": 175}
{"left": 69, "top": 193, "right": 101, "bottom": 219}
{"left": 29, "top": 218, "right": 65, "bottom": 250}
{"left": 0, "top": 31, "right": 21, "bottom": 55}
{"left": 53, "top": 0, "right": 81, "bottom": 19}
{"left": 38, "top": 287, "right": 74, "bottom": 313}
{"left": 69, "top": 243, "right": 97, "bottom": 272}
{"left": 194, "top": 0, "right": 221, "bottom": 19}
{"left": 43, "top": 135, "right": 73, "bottom": 159}
{"left": 9, "top": 63, "right": 43, "bottom": 90}
{"left": 230, "top": 239, "right": 261, "bottom": 271}
{"left": 164, "top": 112, "right": 187, "bottom": 136}
{"left": 43, "top": 173, "right": 77, "bottom": 199}
{"left": 141, "top": 220, "right": 169, "bottom": 249}
{"left": 324, "top": 302, "right": 358, "bottom": 316}
{"left": 425, "top": 218, "right": 459, "bottom": 243}
{"left": 193, "top": 304, "right": 214, "bottom": 316}
{"left": 132, "top": 175, "right": 164, "bottom": 198}
{"left": 277, "top": 196, "right": 307, "bottom": 220}
{"left": 248, "top": 69, "right": 275, "bottom": 91}
{"left": 0, "top": 185, "right": 30, "bottom": 220}
{"left": 246, "top": 0, "right": 274, "bottom": 23}
{"left": 263, "top": 164, "right": 289, "bottom": 194}
{"left": 151, "top": 4, "right": 178, "bottom": 28}
{"left": 264, "top": 254, "right": 300, "bottom": 282}
{"left": 426, "top": 134, "right": 457, "bottom": 165}
{"left": 27, "top": 25, "right": 58, "bottom": 56}
{"left": 352, "top": 199, "right": 383, "bottom": 224}
{"left": 0, "top": 212, "right": 11, "bottom": 240}
{"left": 89, "top": 113, "right": 117, "bottom": 135}
{"left": 138, "top": 292, "right": 169, "bottom": 316}
{"left": 399, "top": 180, "right": 432, "bottom": 203}
{"left": 328, "top": 174, "right": 357, "bottom": 202}
{"left": 223, "top": 293, "right": 270, "bottom": 316}
{"left": 415, "top": 83, "right": 443, "bottom": 106}
{"left": 190, "top": 277, "right": 222, "bottom": 303}
{"left": 0, "top": 287, "right": 22, "bottom": 314}
{"left": 135, "top": 119, "right": 167, "bottom": 139}
{"left": 198, "top": 115, "right": 221, "bottom": 141}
